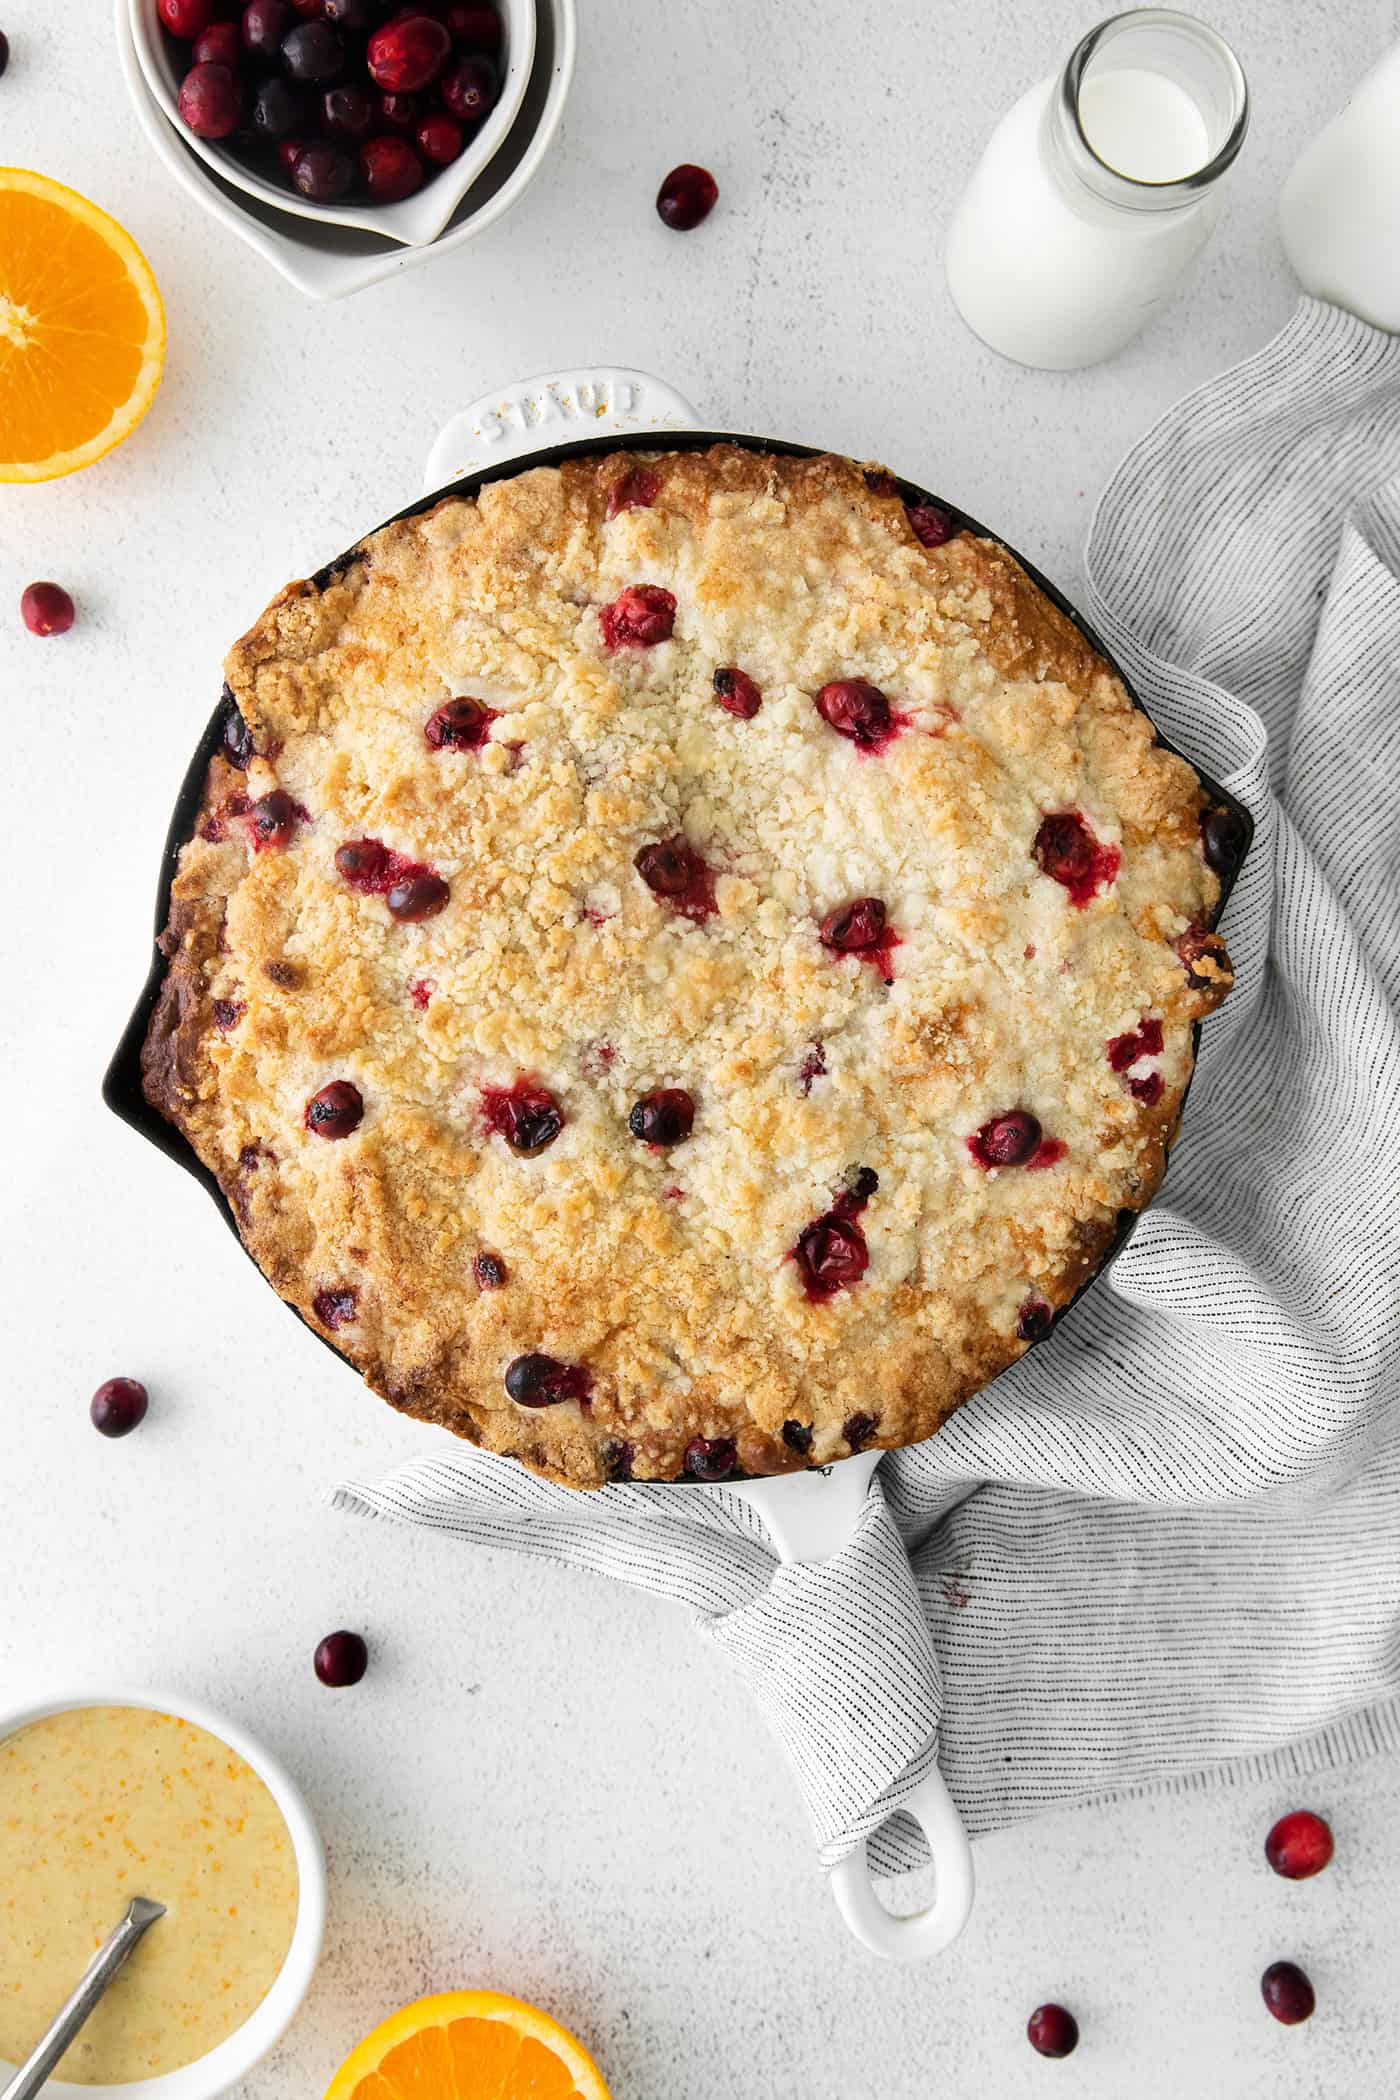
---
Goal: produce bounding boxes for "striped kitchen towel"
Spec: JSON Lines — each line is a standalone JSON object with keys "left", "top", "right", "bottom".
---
{"left": 337, "top": 299, "right": 1400, "bottom": 1876}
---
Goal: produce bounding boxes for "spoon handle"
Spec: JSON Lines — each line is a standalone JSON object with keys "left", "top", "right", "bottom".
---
{"left": 0, "top": 1898, "right": 165, "bottom": 2100}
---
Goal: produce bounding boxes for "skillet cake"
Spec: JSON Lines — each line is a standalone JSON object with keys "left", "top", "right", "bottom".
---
{"left": 142, "top": 445, "right": 1237, "bottom": 1487}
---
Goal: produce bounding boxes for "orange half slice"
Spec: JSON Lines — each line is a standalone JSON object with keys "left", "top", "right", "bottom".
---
{"left": 325, "top": 1990, "right": 612, "bottom": 2100}
{"left": 0, "top": 168, "right": 165, "bottom": 482}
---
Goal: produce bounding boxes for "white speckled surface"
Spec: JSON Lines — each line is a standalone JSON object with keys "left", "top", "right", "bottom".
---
{"left": 4, "top": 1, "right": 1400, "bottom": 2092}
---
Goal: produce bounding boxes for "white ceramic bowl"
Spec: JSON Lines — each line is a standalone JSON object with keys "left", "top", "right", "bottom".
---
{"left": 129, "top": 0, "right": 535, "bottom": 246}
{"left": 0, "top": 1688, "right": 326, "bottom": 2100}
{"left": 116, "top": 0, "right": 575, "bottom": 299}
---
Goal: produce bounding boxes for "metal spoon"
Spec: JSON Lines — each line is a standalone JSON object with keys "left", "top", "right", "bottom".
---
{"left": 0, "top": 1898, "right": 165, "bottom": 2100}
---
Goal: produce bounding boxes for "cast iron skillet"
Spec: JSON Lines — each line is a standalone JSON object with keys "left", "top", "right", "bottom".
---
{"left": 103, "top": 431, "right": 1253, "bottom": 1478}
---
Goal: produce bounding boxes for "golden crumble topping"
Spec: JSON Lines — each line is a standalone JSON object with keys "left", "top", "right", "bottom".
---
{"left": 142, "top": 446, "right": 1234, "bottom": 1487}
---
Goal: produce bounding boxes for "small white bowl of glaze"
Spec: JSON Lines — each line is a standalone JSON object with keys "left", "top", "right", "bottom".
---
{"left": 128, "top": 0, "right": 535, "bottom": 246}
{"left": 0, "top": 1687, "right": 326, "bottom": 2100}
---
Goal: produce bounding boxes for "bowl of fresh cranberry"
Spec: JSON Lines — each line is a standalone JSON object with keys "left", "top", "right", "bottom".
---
{"left": 129, "top": 0, "right": 535, "bottom": 245}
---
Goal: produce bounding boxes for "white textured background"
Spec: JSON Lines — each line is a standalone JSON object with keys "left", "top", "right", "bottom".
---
{"left": 4, "top": 2, "right": 1400, "bottom": 2093}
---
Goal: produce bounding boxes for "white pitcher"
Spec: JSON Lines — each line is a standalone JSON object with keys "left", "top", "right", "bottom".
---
{"left": 1279, "top": 43, "right": 1400, "bottom": 331}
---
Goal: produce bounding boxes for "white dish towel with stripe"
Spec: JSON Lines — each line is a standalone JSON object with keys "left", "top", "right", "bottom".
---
{"left": 337, "top": 299, "right": 1400, "bottom": 1877}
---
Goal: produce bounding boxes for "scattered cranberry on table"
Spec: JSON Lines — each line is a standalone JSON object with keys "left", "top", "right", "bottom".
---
{"left": 1026, "top": 2003, "right": 1079, "bottom": 2058}
{"left": 90, "top": 1377, "right": 149, "bottom": 1439}
{"left": 1261, "top": 1960, "right": 1315, "bottom": 2026}
{"left": 1265, "top": 1809, "right": 1334, "bottom": 1880}
{"left": 160, "top": 0, "right": 502, "bottom": 205}
{"left": 314, "top": 1630, "right": 368, "bottom": 1687}
{"left": 656, "top": 162, "right": 718, "bottom": 231}
{"left": 20, "top": 581, "right": 75, "bottom": 635}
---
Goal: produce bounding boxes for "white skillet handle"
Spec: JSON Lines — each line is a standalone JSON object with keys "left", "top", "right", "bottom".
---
{"left": 729, "top": 1460, "right": 975, "bottom": 1960}
{"left": 424, "top": 367, "right": 702, "bottom": 493}
{"left": 828, "top": 1767, "right": 975, "bottom": 1961}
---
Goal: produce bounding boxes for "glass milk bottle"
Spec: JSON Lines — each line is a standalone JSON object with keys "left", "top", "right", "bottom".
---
{"left": 945, "top": 9, "right": 1249, "bottom": 370}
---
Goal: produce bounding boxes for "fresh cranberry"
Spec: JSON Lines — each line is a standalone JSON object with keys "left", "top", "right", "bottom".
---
{"left": 314, "top": 1630, "right": 368, "bottom": 1686}
{"left": 1107, "top": 1017, "right": 1164, "bottom": 1072}
{"left": 602, "top": 1437, "right": 635, "bottom": 1482}
{"left": 782, "top": 1420, "right": 813, "bottom": 1455}
{"left": 1017, "top": 1298, "right": 1053, "bottom": 1341}
{"left": 713, "top": 666, "right": 761, "bottom": 718}
{"left": 249, "top": 788, "right": 298, "bottom": 847}
{"left": 277, "top": 136, "right": 306, "bottom": 171}
{"left": 287, "top": 0, "right": 324, "bottom": 14}
{"left": 322, "top": 81, "right": 376, "bottom": 137}
{"left": 252, "top": 75, "right": 306, "bottom": 139}
{"left": 292, "top": 142, "right": 354, "bottom": 197}
{"left": 634, "top": 836, "right": 716, "bottom": 919}
{"left": 1265, "top": 1810, "right": 1334, "bottom": 1880}
{"left": 242, "top": 0, "right": 288, "bottom": 58}
{"left": 212, "top": 998, "right": 246, "bottom": 1029}
{"left": 1201, "top": 804, "right": 1247, "bottom": 877}
{"left": 322, "top": 0, "right": 368, "bottom": 21}
{"left": 281, "top": 19, "right": 344, "bottom": 79}
{"left": 439, "top": 54, "right": 497, "bottom": 119}
{"left": 481, "top": 1080, "right": 563, "bottom": 1155}
{"left": 628, "top": 1088, "right": 695, "bottom": 1145}
{"left": 377, "top": 88, "right": 419, "bottom": 129}
{"left": 820, "top": 896, "right": 886, "bottom": 954}
{"left": 20, "top": 581, "right": 74, "bottom": 636}
{"left": 313, "top": 1286, "right": 358, "bottom": 1329}
{"left": 606, "top": 467, "right": 661, "bottom": 518}
{"left": 416, "top": 110, "right": 464, "bottom": 161}
{"left": 907, "top": 503, "right": 955, "bottom": 547}
{"left": 178, "top": 60, "right": 244, "bottom": 136}
{"left": 794, "top": 1213, "right": 868, "bottom": 1298}
{"left": 1032, "top": 811, "right": 1121, "bottom": 907}
{"left": 159, "top": 0, "right": 220, "bottom": 36}
{"left": 1026, "top": 2005, "right": 1078, "bottom": 2058}
{"left": 193, "top": 19, "right": 243, "bottom": 64}
{"left": 684, "top": 1436, "right": 737, "bottom": 1481}
{"left": 969, "top": 1111, "right": 1042, "bottom": 1169}
{"left": 504, "top": 1353, "right": 592, "bottom": 1406}
{"left": 1261, "top": 1962, "right": 1315, "bottom": 2026}
{"left": 441, "top": 2, "right": 500, "bottom": 45}
{"left": 815, "top": 678, "right": 893, "bottom": 749}
{"left": 367, "top": 11, "right": 449, "bottom": 88}
{"left": 305, "top": 1079, "right": 363, "bottom": 1138}
{"left": 386, "top": 870, "right": 448, "bottom": 920}
{"left": 843, "top": 1411, "right": 878, "bottom": 1450}
{"left": 600, "top": 583, "right": 676, "bottom": 649}
{"left": 656, "top": 163, "right": 718, "bottom": 230}
{"left": 90, "top": 1377, "right": 149, "bottom": 1438}
{"left": 425, "top": 695, "right": 496, "bottom": 749}
{"left": 474, "top": 1251, "right": 507, "bottom": 1288}
{"left": 361, "top": 133, "right": 424, "bottom": 198}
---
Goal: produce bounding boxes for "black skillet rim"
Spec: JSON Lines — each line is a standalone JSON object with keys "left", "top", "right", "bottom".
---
{"left": 102, "top": 428, "right": 1254, "bottom": 1483}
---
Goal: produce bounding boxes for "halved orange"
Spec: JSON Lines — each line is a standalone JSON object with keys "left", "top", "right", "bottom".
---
{"left": 0, "top": 168, "right": 165, "bottom": 483}
{"left": 324, "top": 1991, "right": 611, "bottom": 2100}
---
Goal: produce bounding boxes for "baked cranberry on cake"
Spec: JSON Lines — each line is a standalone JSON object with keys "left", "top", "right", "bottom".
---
{"left": 141, "top": 446, "right": 1236, "bottom": 1487}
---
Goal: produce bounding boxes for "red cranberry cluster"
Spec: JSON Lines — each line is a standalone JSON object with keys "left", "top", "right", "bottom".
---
{"left": 160, "top": 0, "right": 502, "bottom": 206}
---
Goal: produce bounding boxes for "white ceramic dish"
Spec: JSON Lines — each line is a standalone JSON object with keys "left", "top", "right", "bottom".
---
{"left": 415, "top": 367, "right": 978, "bottom": 1965}
{"left": 0, "top": 1687, "right": 326, "bottom": 2099}
{"left": 129, "top": 0, "right": 535, "bottom": 247}
{"left": 115, "top": 0, "right": 575, "bottom": 299}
